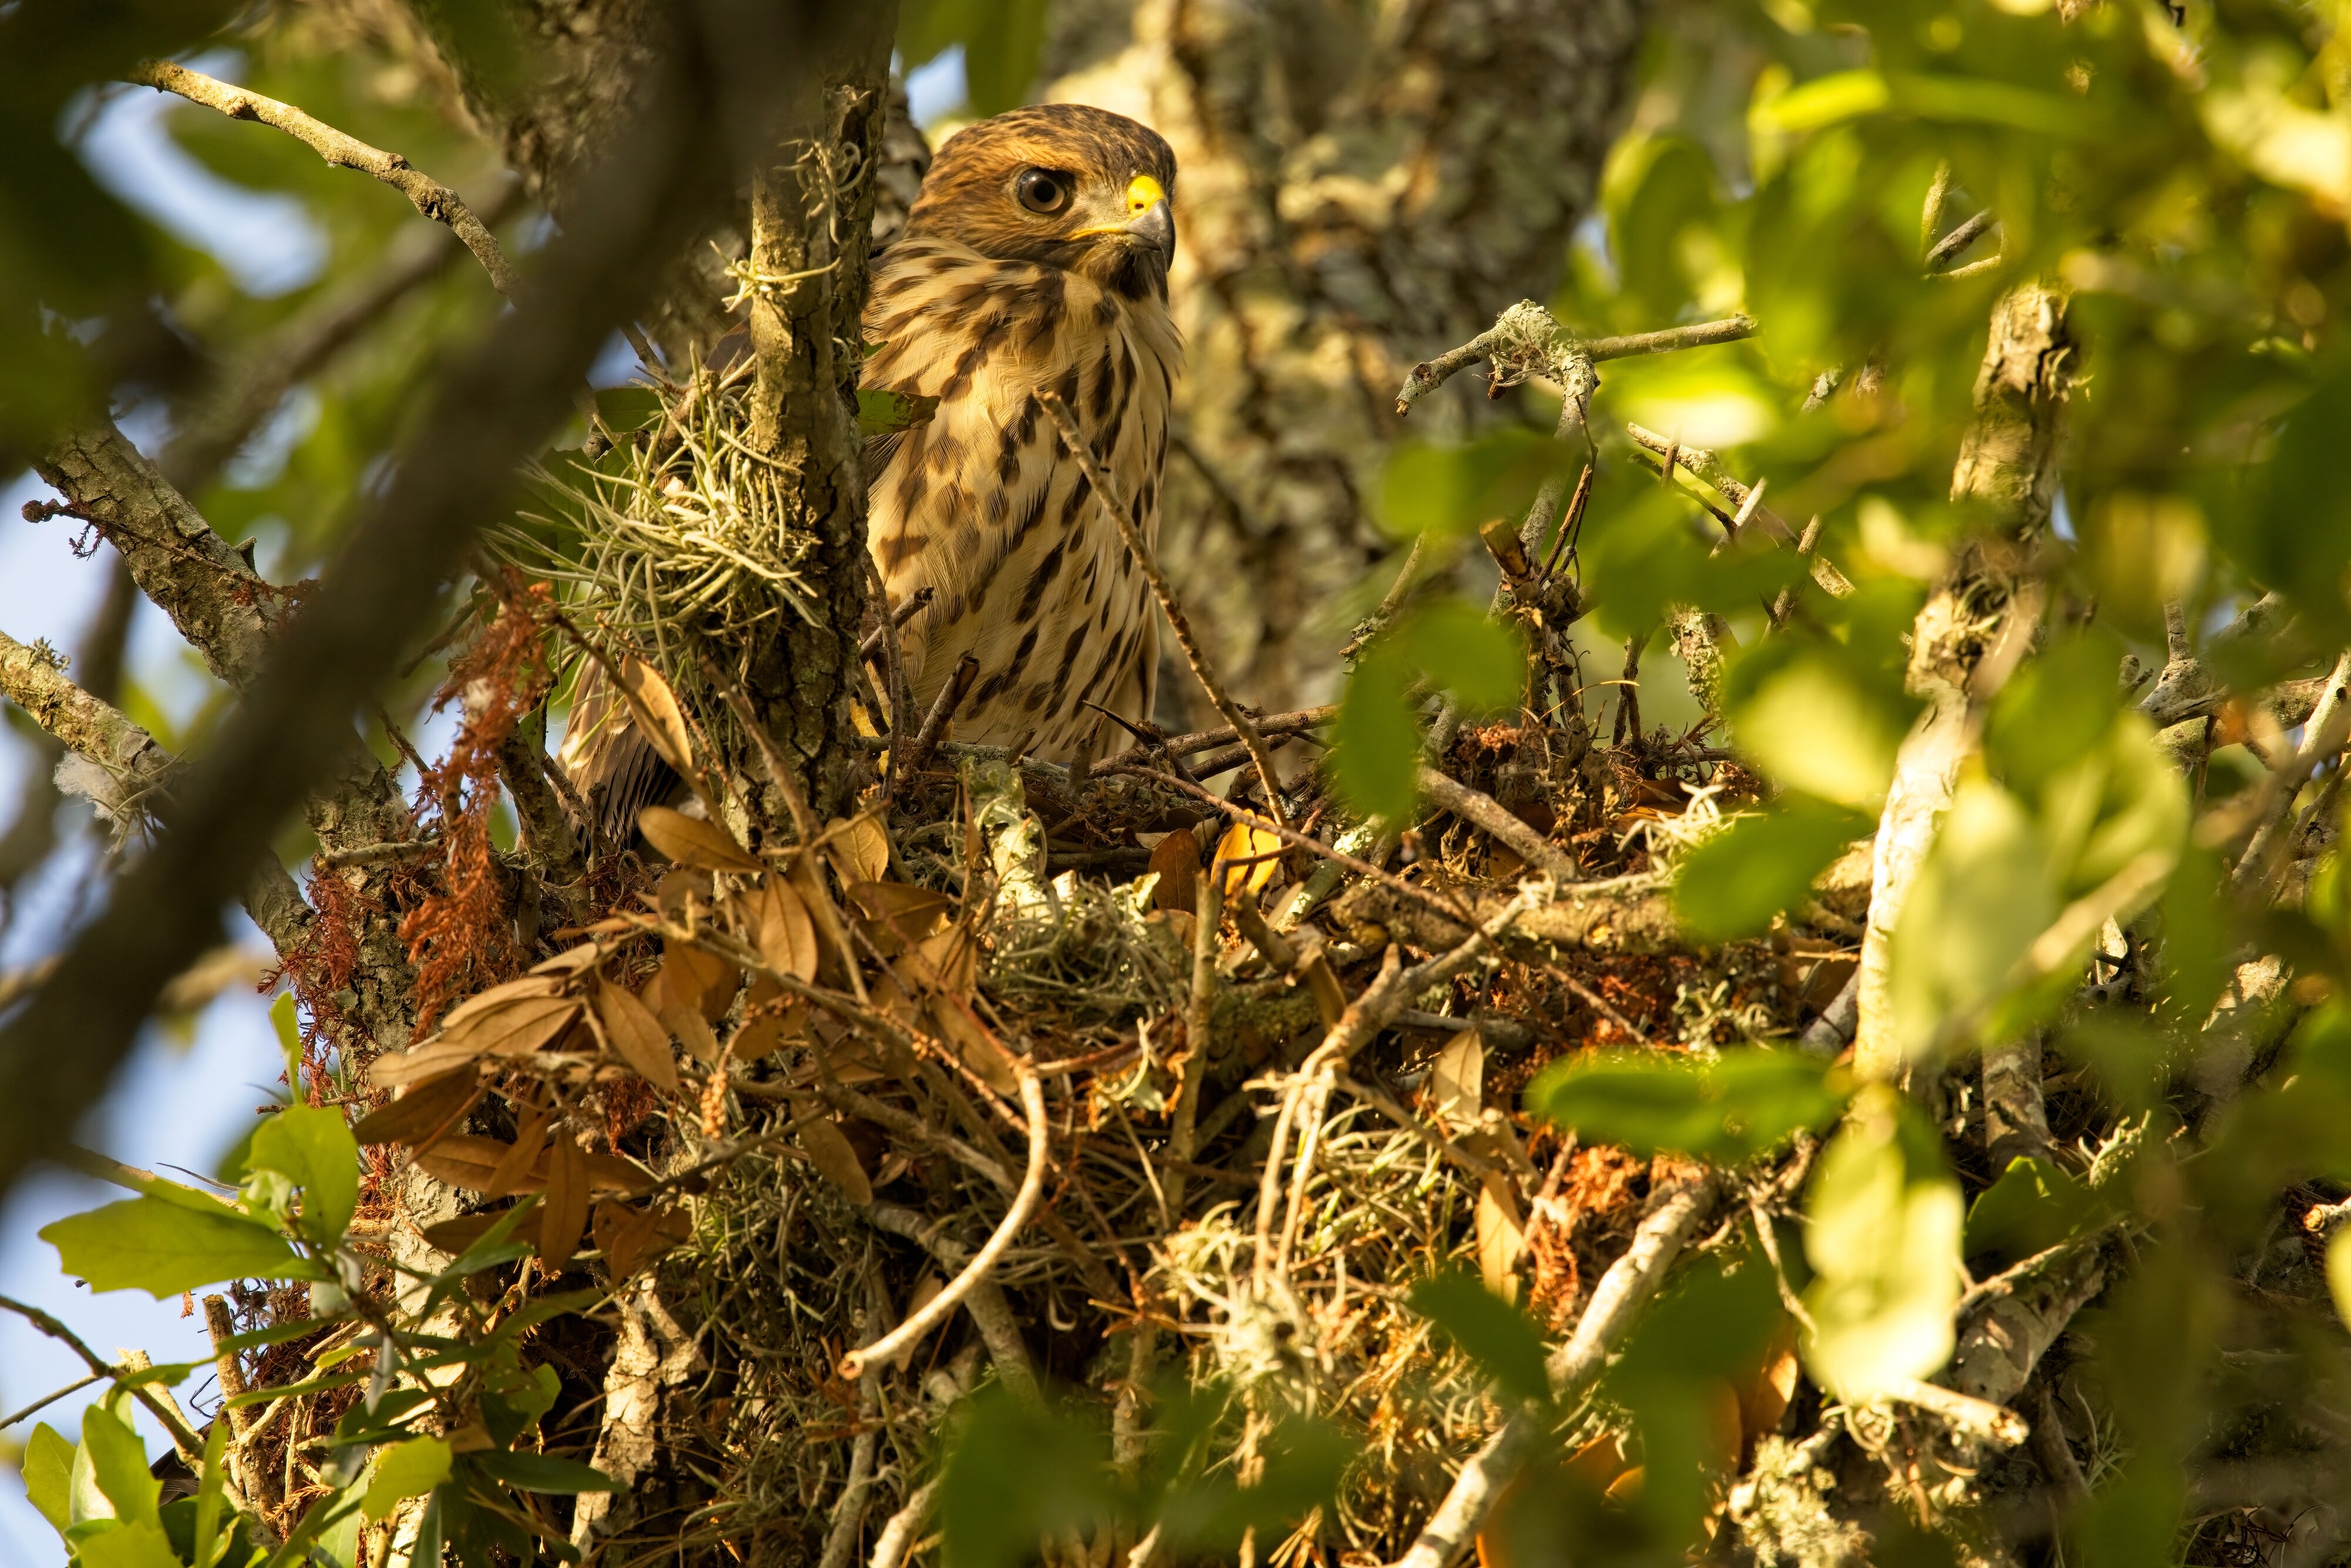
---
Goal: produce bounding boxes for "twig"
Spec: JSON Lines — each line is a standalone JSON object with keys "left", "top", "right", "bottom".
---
{"left": 1927, "top": 209, "right": 1998, "bottom": 271}
{"left": 0, "top": 1294, "right": 265, "bottom": 1529}
{"left": 863, "top": 556, "right": 916, "bottom": 784}
{"left": 839, "top": 1068, "right": 1049, "bottom": 1379}
{"left": 1109, "top": 764, "right": 1473, "bottom": 927}
{"left": 859, "top": 584, "right": 933, "bottom": 658}
{"left": 1394, "top": 312, "right": 1756, "bottom": 414}
{"left": 1883, "top": 1377, "right": 2030, "bottom": 1445}
{"left": 1093, "top": 707, "right": 1336, "bottom": 772}
{"left": 128, "top": 60, "right": 520, "bottom": 299}
{"left": 898, "top": 654, "right": 978, "bottom": 782}
{"left": 870, "top": 1479, "right": 939, "bottom": 1568}
{"left": 2227, "top": 648, "right": 2351, "bottom": 893}
{"left": 1416, "top": 767, "right": 1578, "bottom": 881}
{"left": 0, "top": 1371, "right": 105, "bottom": 1431}
{"left": 1038, "top": 390, "right": 1290, "bottom": 827}
{"left": 1387, "top": 1175, "right": 1719, "bottom": 1568}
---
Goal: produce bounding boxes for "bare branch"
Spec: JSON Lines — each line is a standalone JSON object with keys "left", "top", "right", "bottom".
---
{"left": 0, "top": 624, "right": 310, "bottom": 951}
{"left": 127, "top": 59, "right": 520, "bottom": 299}
{"left": 0, "top": 61, "right": 728, "bottom": 1195}
{"left": 1417, "top": 766, "right": 1579, "bottom": 881}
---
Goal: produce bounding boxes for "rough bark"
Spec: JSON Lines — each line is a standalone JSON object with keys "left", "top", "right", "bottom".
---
{"left": 1853, "top": 283, "right": 2075, "bottom": 1083}
{"left": 1043, "top": 0, "right": 1649, "bottom": 717}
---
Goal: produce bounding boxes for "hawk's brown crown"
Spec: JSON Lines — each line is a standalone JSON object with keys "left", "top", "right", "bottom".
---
{"left": 906, "top": 104, "right": 1177, "bottom": 299}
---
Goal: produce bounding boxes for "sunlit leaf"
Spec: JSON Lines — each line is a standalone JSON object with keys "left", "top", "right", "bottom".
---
{"left": 1408, "top": 1272, "right": 1552, "bottom": 1405}
{"left": 250, "top": 1103, "right": 361, "bottom": 1245}
{"left": 1673, "top": 794, "right": 1871, "bottom": 942}
{"left": 364, "top": 1439, "right": 454, "bottom": 1522}
{"left": 1332, "top": 646, "right": 1421, "bottom": 822}
{"left": 43, "top": 1194, "right": 317, "bottom": 1296}
{"left": 1800, "top": 1085, "right": 1963, "bottom": 1401}
{"left": 24, "top": 1422, "right": 72, "bottom": 1537}
{"left": 1378, "top": 428, "right": 1575, "bottom": 541}
{"left": 1393, "top": 601, "right": 1526, "bottom": 714}
{"left": 81, "top": 1404, "right": 160, "bottom": 1529}
{"left": 1524, "top": 1048, "right": 1847, "bottom": 1164}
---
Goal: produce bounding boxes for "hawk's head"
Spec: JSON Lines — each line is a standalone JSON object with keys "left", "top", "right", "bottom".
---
{"left": 906, "top": 104, "right": 1177, "bottom": 301}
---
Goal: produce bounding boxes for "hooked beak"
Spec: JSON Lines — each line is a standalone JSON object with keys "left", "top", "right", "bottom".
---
{"left": 1125, "top": 196, "right": 1176, "bottom": 259}
{"left": 1076, "top": 175, "right": 1176, "bottom": 259}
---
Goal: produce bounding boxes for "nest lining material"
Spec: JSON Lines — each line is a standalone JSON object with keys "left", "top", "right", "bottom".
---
{"left": 490, "top": 354, "right": 823, "bottom": 674}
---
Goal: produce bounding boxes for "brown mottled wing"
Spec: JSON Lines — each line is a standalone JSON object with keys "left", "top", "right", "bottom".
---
{"left": 557, "top": 661, "right": 685, "bottom": 846}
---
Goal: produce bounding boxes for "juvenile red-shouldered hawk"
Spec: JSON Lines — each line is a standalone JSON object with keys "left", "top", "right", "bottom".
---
{"left": 563, "top": 105, "right": 1178, "bottom": 837}
{"left": 865, "top": 103, "right": 1179, "bottom": 756}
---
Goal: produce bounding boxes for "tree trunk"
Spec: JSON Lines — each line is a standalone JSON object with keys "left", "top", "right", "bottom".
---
{"left": 1041, "top": 0, "right": 1650, "bottom": 717}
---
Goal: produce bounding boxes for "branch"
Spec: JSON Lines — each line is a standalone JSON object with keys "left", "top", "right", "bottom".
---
{"left": 1039, "top": 390, "right": 1290, "bottom": 826}
{"left": 840, "top": 1068, "right": 1048, "bottom": 1381}
{"left": 1394, "top": 303, "right": 1755, "bottom": 415}
{"left": 160, "top": 178, "right": 527, "bottom": 490}
{"left": 1388, "top": 1174, "right": 1720, "bottom": 1568}
{"left": 1624, "top": 423, "right": 1854, "bottom": 598}
{"left": 126, "top": 59, "right": 520, "bottom": 299}
{"left": 0, "top": 1294, "right": 270, "bottom": 1536}
{"left": 1418, "top": 766, "right": 1579, "bottom": 881}
{"left": 0, "top": 625, "right": 310, "bottom": 951}
{"left": 0, "top": 61, "right": 727, "bottom": 1196}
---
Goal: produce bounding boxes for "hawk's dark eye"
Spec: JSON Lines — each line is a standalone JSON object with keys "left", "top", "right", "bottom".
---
{"left": 1016, "top": 169, "right": 1072, "bottom": 215}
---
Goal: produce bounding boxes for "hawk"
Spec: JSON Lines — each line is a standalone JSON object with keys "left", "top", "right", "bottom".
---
{"left": 560, "top": 105, "right": 1179, "bottom": 839}
{"left": 865, "top": 103, "right": 1180, "bottom": 758}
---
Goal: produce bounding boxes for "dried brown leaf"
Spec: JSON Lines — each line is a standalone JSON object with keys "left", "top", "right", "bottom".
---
{"left": 1431, "top": 1035, "right": 1484, "bottom": 1130}
{"left": 658, "top": 940, "right": 739, "bottom": 1023}
{"left": 748, "top": 875, "right": 820, "bottom": 981}
{"left": 732, "top": 1003, "right": 806, "bottom": 1063}
{"left": 639, "top": 806, "right": 762, "bottom": 873}
{"left": 415, "top": 1134, "right": 549, "bottom": 1194}
{"left": 659, "top": 1000, "right": 722, "bottom": 1064}
{"left": 539, "top": 1137, "right": 591, "bottom": 1264}
{"left": 594, "top": 979, "right": 680, "bottom": 1093}
{"left": 351, "top": 1068, "right": 482, "bottom": 1148}
{"left": 616, "top": 654, "right": 695, "bottom": 773}
{"left": 439, "top": 974, "right": 568, "bottom": 1034}
{"left": 368, "top": 1040, "right": 491, "bottom": 1090}
{"left": 485, "top": 1112, "right": 552, "bottom": 1199}
{"left": 444, "top": 995, "right": 584, "bottom": 1060}
{"left": 1148, "top": 830, "right": 1200, "bottom": 914}
{"left": 530, "top": 943, "right": 605, "bottom": 977}
{"left": 828, "top": 813, "right": 892, "bottom": 886}
{"left": 796, "top": 1114, "right": 874, "bottom": 1206}
{"left": 1476, "top": 1170, "right": 1526, "bottom": 1298}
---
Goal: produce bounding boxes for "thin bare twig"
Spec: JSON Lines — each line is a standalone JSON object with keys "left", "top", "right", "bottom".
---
{"left": 839, "top": 1067, "right": 1049, "bottom": 1379}
{"left": 898, "top": 654, "right": 979, "bottom": 784}
{"left": 128, "top": 60, "right": 520, "bottom": 299}
{"left": 1394, "top": 313, "right": 1756, "bottom": 415}
{"left": 1037, "top": 390, "right": 1290, "bottom": 826}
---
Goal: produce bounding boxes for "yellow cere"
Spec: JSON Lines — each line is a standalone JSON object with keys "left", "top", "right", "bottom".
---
{"left": 1126, "top": 175, "right": 1166, "bottom": 213}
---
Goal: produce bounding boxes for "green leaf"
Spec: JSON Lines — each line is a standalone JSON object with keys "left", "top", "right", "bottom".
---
{"left": 43, "top": 1195, "right": 316, "bottom": 1297}
{"left": 940, "top": 1390, "right": 1112, "bottom": 1568}
{"left": 1524, "top": 1048, "right": 1848, "bottom": 1164}
{"left": 962, "top": 0, "right": 1050, "bottom": 116}
{"left": 1964, "top": 1156, "right": 2101, "bottom": 1268}
{"left": 24, "top": 1422, "right": 74, "bottom": 1536}
{"left": 1886, "top": 776, "right": 2060, "bottom": 1062}
{"left": 192, "top": 1417, "right": 230, "bottom": 1568}
{"left": 75, "top": 1520, "right": 184, "bottom": 1568}
{"left": 270, "top": 992, "right": 304, "bottom": 1100}
{"left": 858, "top": 387, "right": 939, "bottom": 437}
{"left": 466, "top": 1450, "right": 621, "bottom": 1493}
{"left": 1673, "top": 794, "right": 1871, "bottom": 942}
{"left": 1984, "top": 636, "right": 2123, "bottom": 798}
{"left": 1800, "top": 1085, "right": 1964, "bottom": 1401}
{"left": 1406, "top": 1273, "right": 1551, "bottom": 1405}
{"left": 1332, "top": 647, "right": 1421, "bottom": 822}
{"left": 2231, "top": 365, "right": 2351, "bottom": 642}
{"left": 81, "top": 1404, "right": 160, "bottom": 1529}
{"left": 1393, "top": 601, "right": 1525, "bottom": 715}
{"left": 1378, "top": 428, "right": 1574, "bottom": 541}
{"left": 364, "top": 1438, "right": 454, "bottom": 1523}
{"left": 1726, "top": 643, "right": 1916, "bottom": 810}
{"left": 250, "top": 1104, "right": 361, "bottom": 1245}
{"left": 592, "top": 386, "right": 661, "bottom": 434}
